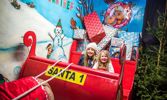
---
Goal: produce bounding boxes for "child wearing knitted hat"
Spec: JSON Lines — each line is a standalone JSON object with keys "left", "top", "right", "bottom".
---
{"left": 78, "top": 42, "right": 97, "bottom": 68}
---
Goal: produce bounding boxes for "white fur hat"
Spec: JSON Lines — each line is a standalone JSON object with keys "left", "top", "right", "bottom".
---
{"left": 86, "top": 42, "right": 97, "bottom": 51}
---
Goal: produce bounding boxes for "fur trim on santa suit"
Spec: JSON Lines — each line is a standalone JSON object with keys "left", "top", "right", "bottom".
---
{"left": 0, "top": 76, "right": 48, "bottom": 100}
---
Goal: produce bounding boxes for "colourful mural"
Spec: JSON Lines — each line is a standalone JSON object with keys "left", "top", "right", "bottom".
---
{"left": 0, "top": 0, "right": 146, "bottom": 81}
{"left": 31, "top": 0, "right": 82, "bottom": 38}
{"left": 114, "top": 0, "right": 146, "bottom": 32}
{"left": 104, "top": 2, "right": 132, "bottom": 28}
{"left": 48, "top": 19, "right": 68, "bottom": 61}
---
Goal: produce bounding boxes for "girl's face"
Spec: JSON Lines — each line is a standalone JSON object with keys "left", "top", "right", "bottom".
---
{"left": 100, "top": 52, "right": 108, "bottom": 63}
{"left": 86, "top": 48, "right": 95, "bottom": 57}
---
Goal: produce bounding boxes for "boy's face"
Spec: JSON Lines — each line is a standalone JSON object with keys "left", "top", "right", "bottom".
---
{"left": 100, "top": 52, "right": 108, "bottom": 63}
{"left": 86, "top": 48, "right": 95, "bottom": 57}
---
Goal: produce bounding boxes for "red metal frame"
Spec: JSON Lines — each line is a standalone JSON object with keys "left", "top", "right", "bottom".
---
{"left": 19, "top": 31, "right": 130, "bottom": 100}
{"left": 69, "top": 40, "right": 137, "bottom": 100}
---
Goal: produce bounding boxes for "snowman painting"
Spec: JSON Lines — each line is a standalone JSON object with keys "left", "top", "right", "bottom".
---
{"left": 48, "top": 19, "right": 67, "bottom": 62}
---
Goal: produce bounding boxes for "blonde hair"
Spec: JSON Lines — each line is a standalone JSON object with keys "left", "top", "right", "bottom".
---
{"left": 83, "top": 48, "right": 97, "bottom": 66}
{"left": 97, "top": 50, "right": 111, "bottom": 69}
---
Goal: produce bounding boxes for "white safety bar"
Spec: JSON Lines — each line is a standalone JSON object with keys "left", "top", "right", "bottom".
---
{"left": 34, "top": 60, "right": 61, "bottom": 79}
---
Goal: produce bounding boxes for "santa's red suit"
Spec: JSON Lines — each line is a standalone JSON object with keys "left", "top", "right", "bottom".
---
{"left": 0, "top": 76, "right": 48, "bottom": 100}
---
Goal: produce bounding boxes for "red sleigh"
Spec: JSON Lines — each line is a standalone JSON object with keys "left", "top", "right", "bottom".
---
{"left": 19, "top": 31, "right": 136, "bottom": 100}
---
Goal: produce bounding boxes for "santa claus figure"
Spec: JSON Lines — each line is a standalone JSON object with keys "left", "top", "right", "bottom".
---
{"left": 0, "top": 76, "right": 54, "bottom": 100}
